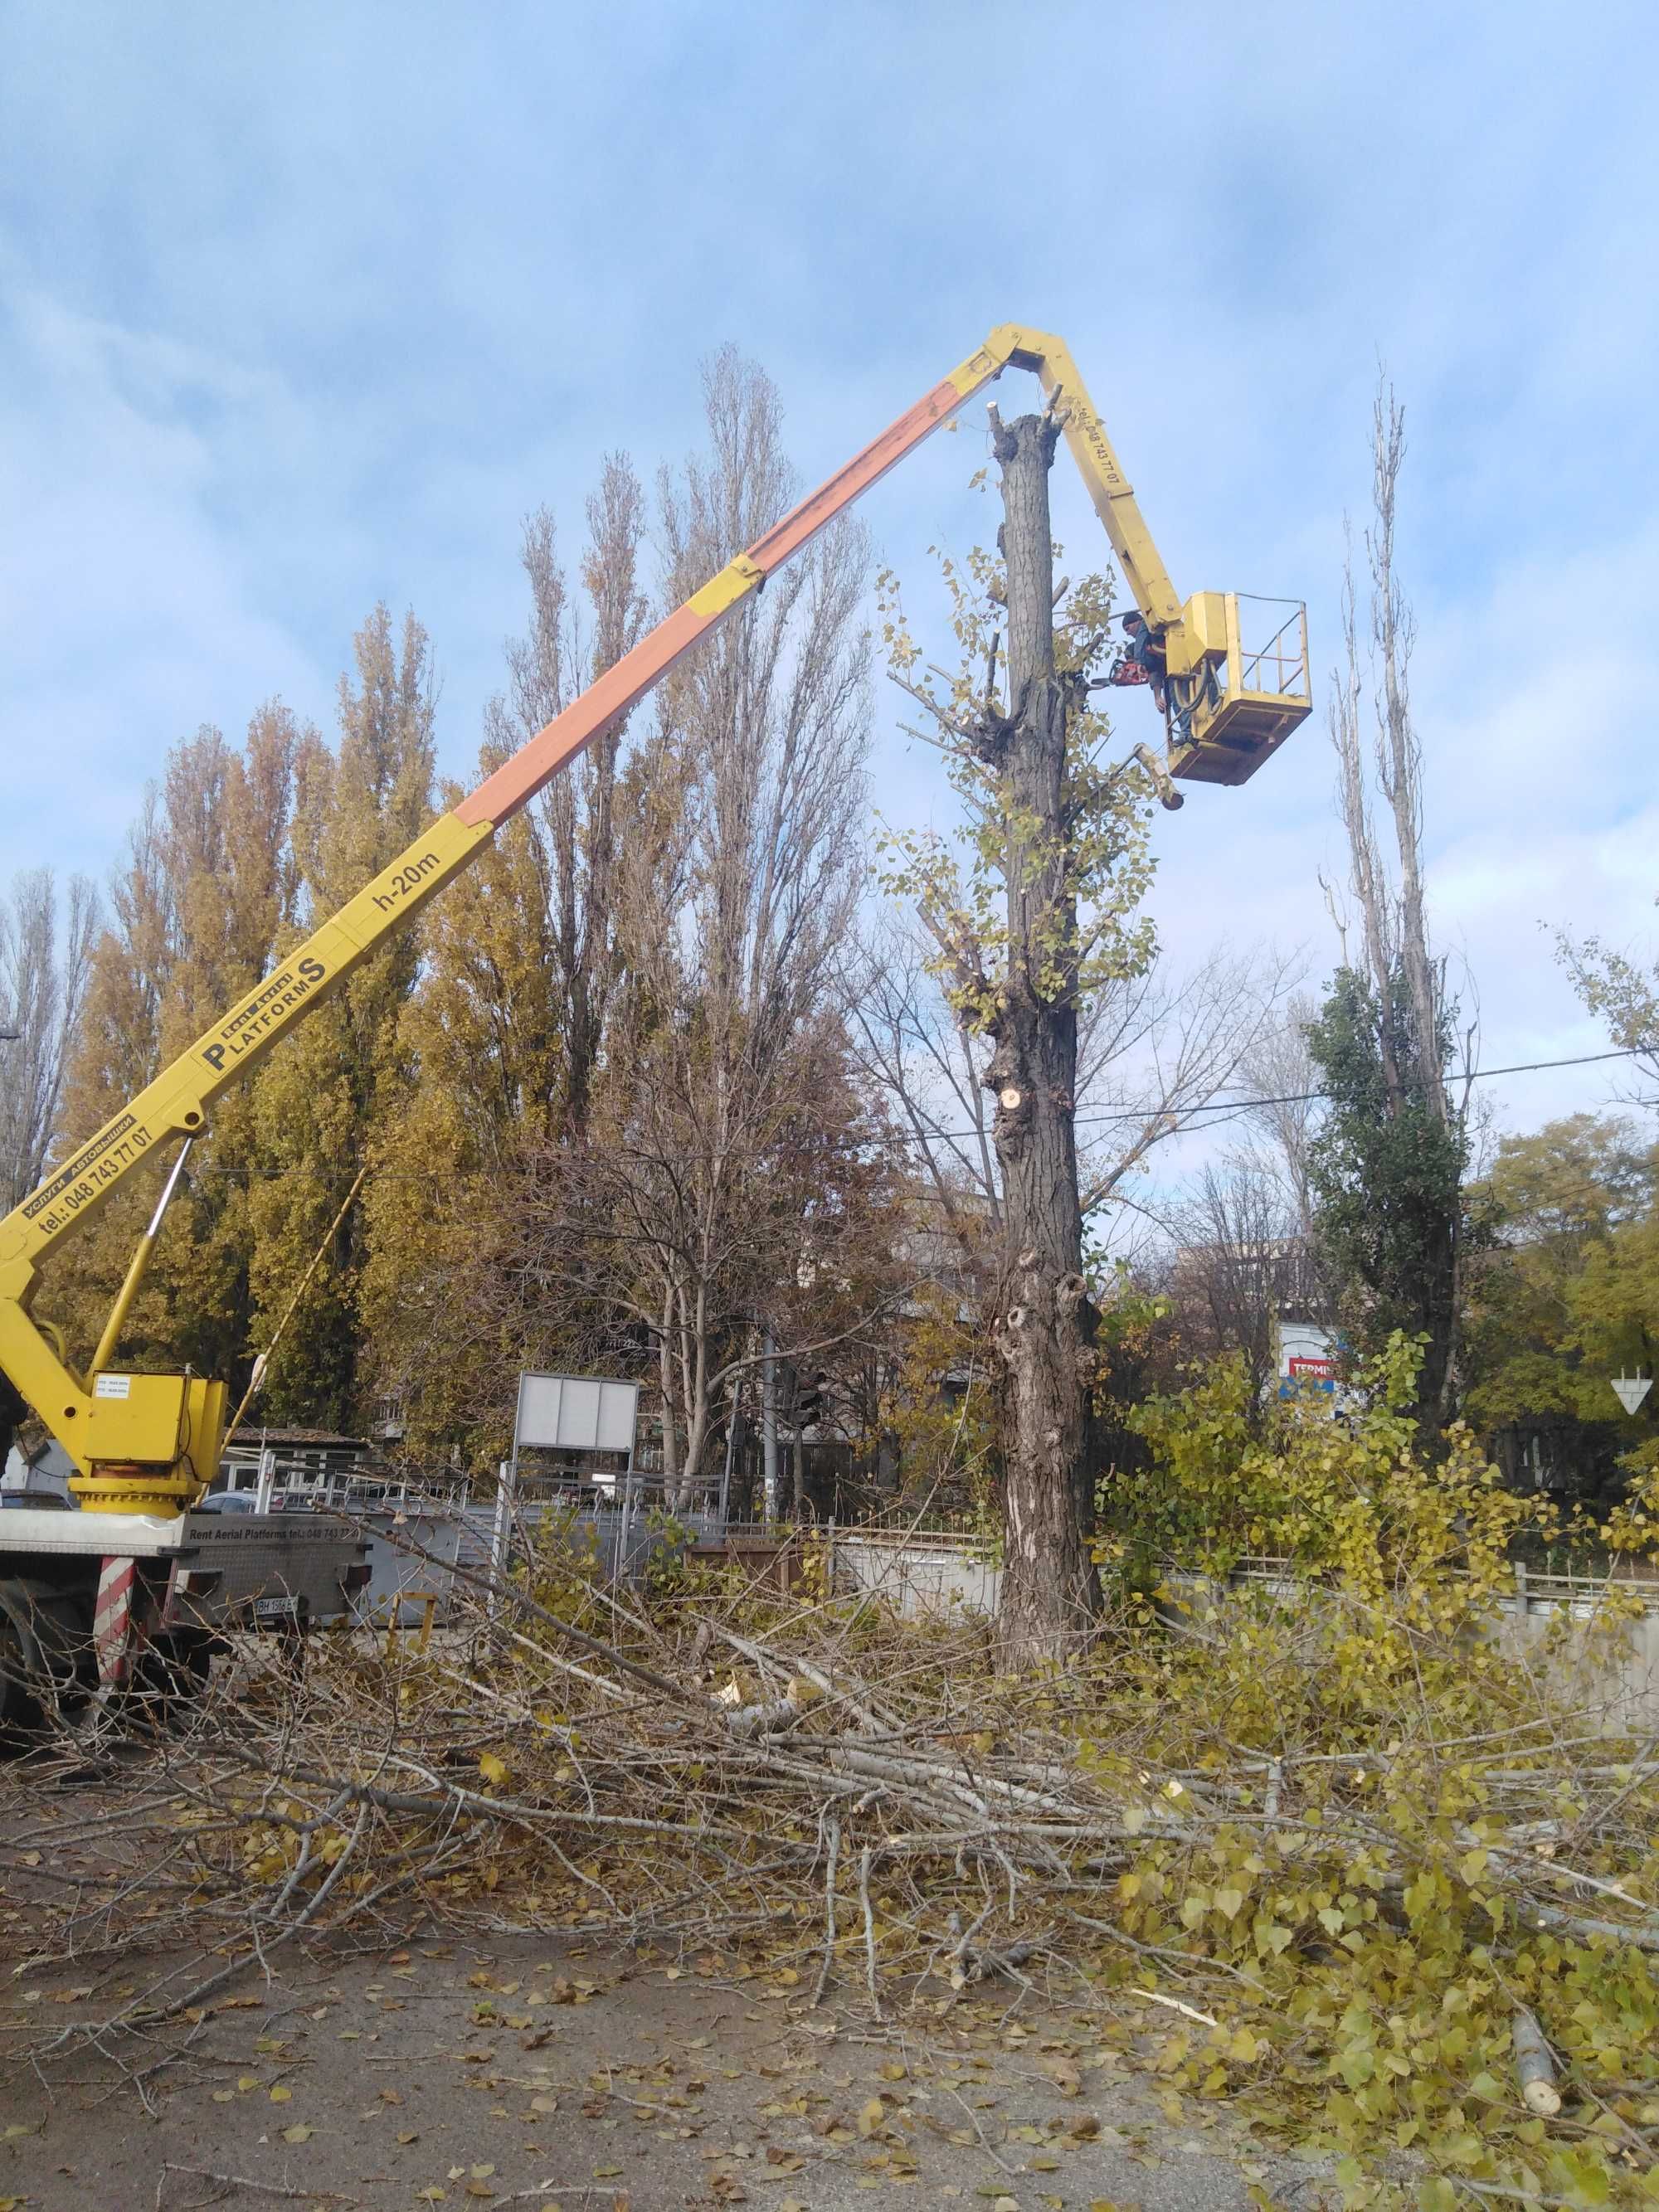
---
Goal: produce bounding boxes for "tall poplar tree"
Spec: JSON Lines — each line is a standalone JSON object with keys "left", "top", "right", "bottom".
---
{"left": 0, "top": 868, "right": 98, "bottom": 1466}
{"left": 247, "top": 607, "right": 435, "bottom": 1428}
{"left": 49, "top": 713, "right": 302, "bottom": 1390}
{"left": 358, "top": 470, "right": 652, "bottom": 1461}
{"left": 1311, "top": 382, "right": 1468, "bottom": 1428}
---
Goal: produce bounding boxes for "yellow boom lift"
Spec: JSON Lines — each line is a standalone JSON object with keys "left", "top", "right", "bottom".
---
{"left": 0, "top": 325, "right": 1311, "bottom": 1518}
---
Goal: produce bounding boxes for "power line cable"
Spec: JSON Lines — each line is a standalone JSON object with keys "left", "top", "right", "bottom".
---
{"left": 73, "top": 1041, "right": 1652, "bottom": 1189}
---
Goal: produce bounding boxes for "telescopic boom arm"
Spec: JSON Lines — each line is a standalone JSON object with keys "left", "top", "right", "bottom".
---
{"left": 0, "top": 325, "right": 1310, "bottom": 1513}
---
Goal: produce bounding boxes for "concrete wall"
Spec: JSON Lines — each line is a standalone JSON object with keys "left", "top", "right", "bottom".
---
{"left": 1178, "top": 1563, "right": 1659, "bottom": 1735}
{"left": 831, "top": 1531, "right": 1002, "bottom": 1618}
{"left": 1492, "top": 1575, "right": 1659, "bottom": 1734}
{"left": 827, "top": 1535, "right": 1659, "bottom": 1733}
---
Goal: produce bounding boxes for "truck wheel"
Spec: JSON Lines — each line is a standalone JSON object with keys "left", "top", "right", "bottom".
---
{"left": 137, "top": 1628, "right": 214, "bottom": 1725}
{"left": 0, "top": 1578, "right": 90, "bottom": 1730}
{"left": 275, "top": 1609, "right": 312, "bottom": 1681}
{"left": 0, "top": 1585, "right": 29, "bottom": 1729}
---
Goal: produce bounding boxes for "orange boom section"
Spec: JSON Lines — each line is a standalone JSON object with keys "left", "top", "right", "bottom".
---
{"left": 459, "top": 367, "right": 995, "bottom": 829}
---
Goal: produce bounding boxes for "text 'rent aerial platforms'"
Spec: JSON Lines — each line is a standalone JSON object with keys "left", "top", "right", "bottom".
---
{"left": 0, "top": 326, "right": 1311, "bottom": 1519}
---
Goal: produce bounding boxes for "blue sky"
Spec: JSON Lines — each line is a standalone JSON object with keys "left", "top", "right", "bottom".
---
{"left": 3, "top": 0, "right": 1657, "bottom": 1164}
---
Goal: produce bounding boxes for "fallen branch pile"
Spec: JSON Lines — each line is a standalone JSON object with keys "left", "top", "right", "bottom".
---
{"left": 2, "top": 1526, "right": 1658, "bottom": 2202}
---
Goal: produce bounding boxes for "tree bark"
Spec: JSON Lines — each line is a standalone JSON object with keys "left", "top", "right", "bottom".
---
{"left": 657, "top": 1286, "right": 681, "bottom": 1503}
{"left": 986, "top": 413, "right": 1099, "bottom": 1665}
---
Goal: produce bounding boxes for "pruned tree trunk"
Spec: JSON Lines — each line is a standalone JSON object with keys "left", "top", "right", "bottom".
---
{"left": 986, "top": 411, "right": 1098, "bottom": 1665}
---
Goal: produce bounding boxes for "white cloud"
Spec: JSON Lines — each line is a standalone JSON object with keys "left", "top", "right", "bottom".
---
{"left": 0, "top": 0, "right": 1653, "bottom": 1178}
{"left": 0, "top": 282, "right": 328, "bottom": 878}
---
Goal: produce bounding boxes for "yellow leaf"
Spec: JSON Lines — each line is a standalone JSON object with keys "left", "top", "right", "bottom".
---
{"left": 1037, "top": 2053, "right": 1081, "bottom": 2097}
{"left": 479, "top": 1753, "right": 509, "bottom": 1789}
{"left": 282, "top": 2123, "right": 314, "bottom": 2143}
{"left": 470, "top": 2167, "right": 495, "bottom": 2181}
{"left": 269, "top": 2084, "right": 292, "bottom": 2103}
{"left": 859, "top": 2095, "right": 886, "bottom": 2136}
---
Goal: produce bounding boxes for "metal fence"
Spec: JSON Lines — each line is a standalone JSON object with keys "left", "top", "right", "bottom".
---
{"left": 353, "top": 1485, "right": 729, "bottom": 1628}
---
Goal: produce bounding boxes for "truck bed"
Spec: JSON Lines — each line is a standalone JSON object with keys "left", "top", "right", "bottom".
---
{"left": 0, "top": 1507, "right": 369, "bottom": 1624}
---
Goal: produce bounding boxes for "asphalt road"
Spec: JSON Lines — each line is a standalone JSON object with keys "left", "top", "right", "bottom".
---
{"left": 0, "top": 1930, "right": 1340, "bottom": 2212}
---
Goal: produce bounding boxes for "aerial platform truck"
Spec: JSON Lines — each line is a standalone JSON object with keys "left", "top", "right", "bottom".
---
{"left": 0, "top": 326, "right": 1311, "bottom": 1721}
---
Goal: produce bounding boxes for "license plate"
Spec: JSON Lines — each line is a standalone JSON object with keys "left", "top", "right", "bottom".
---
{"left": 254, "top": 1595, "right": 300, "bottom": 1620}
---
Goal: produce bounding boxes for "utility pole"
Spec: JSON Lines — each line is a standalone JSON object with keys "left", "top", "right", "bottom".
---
{"left": 761, "top": 1331, "right": 779, "bottom": 1521}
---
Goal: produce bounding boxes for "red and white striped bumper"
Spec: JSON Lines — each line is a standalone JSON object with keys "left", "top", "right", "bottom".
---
{"left": 93, "top": 1557, "right": 138, "bottom": 1687}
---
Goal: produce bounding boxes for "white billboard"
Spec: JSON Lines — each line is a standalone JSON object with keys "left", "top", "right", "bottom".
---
{"left": 514, "top": 1373, "right": 639, "bottom": 1456}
